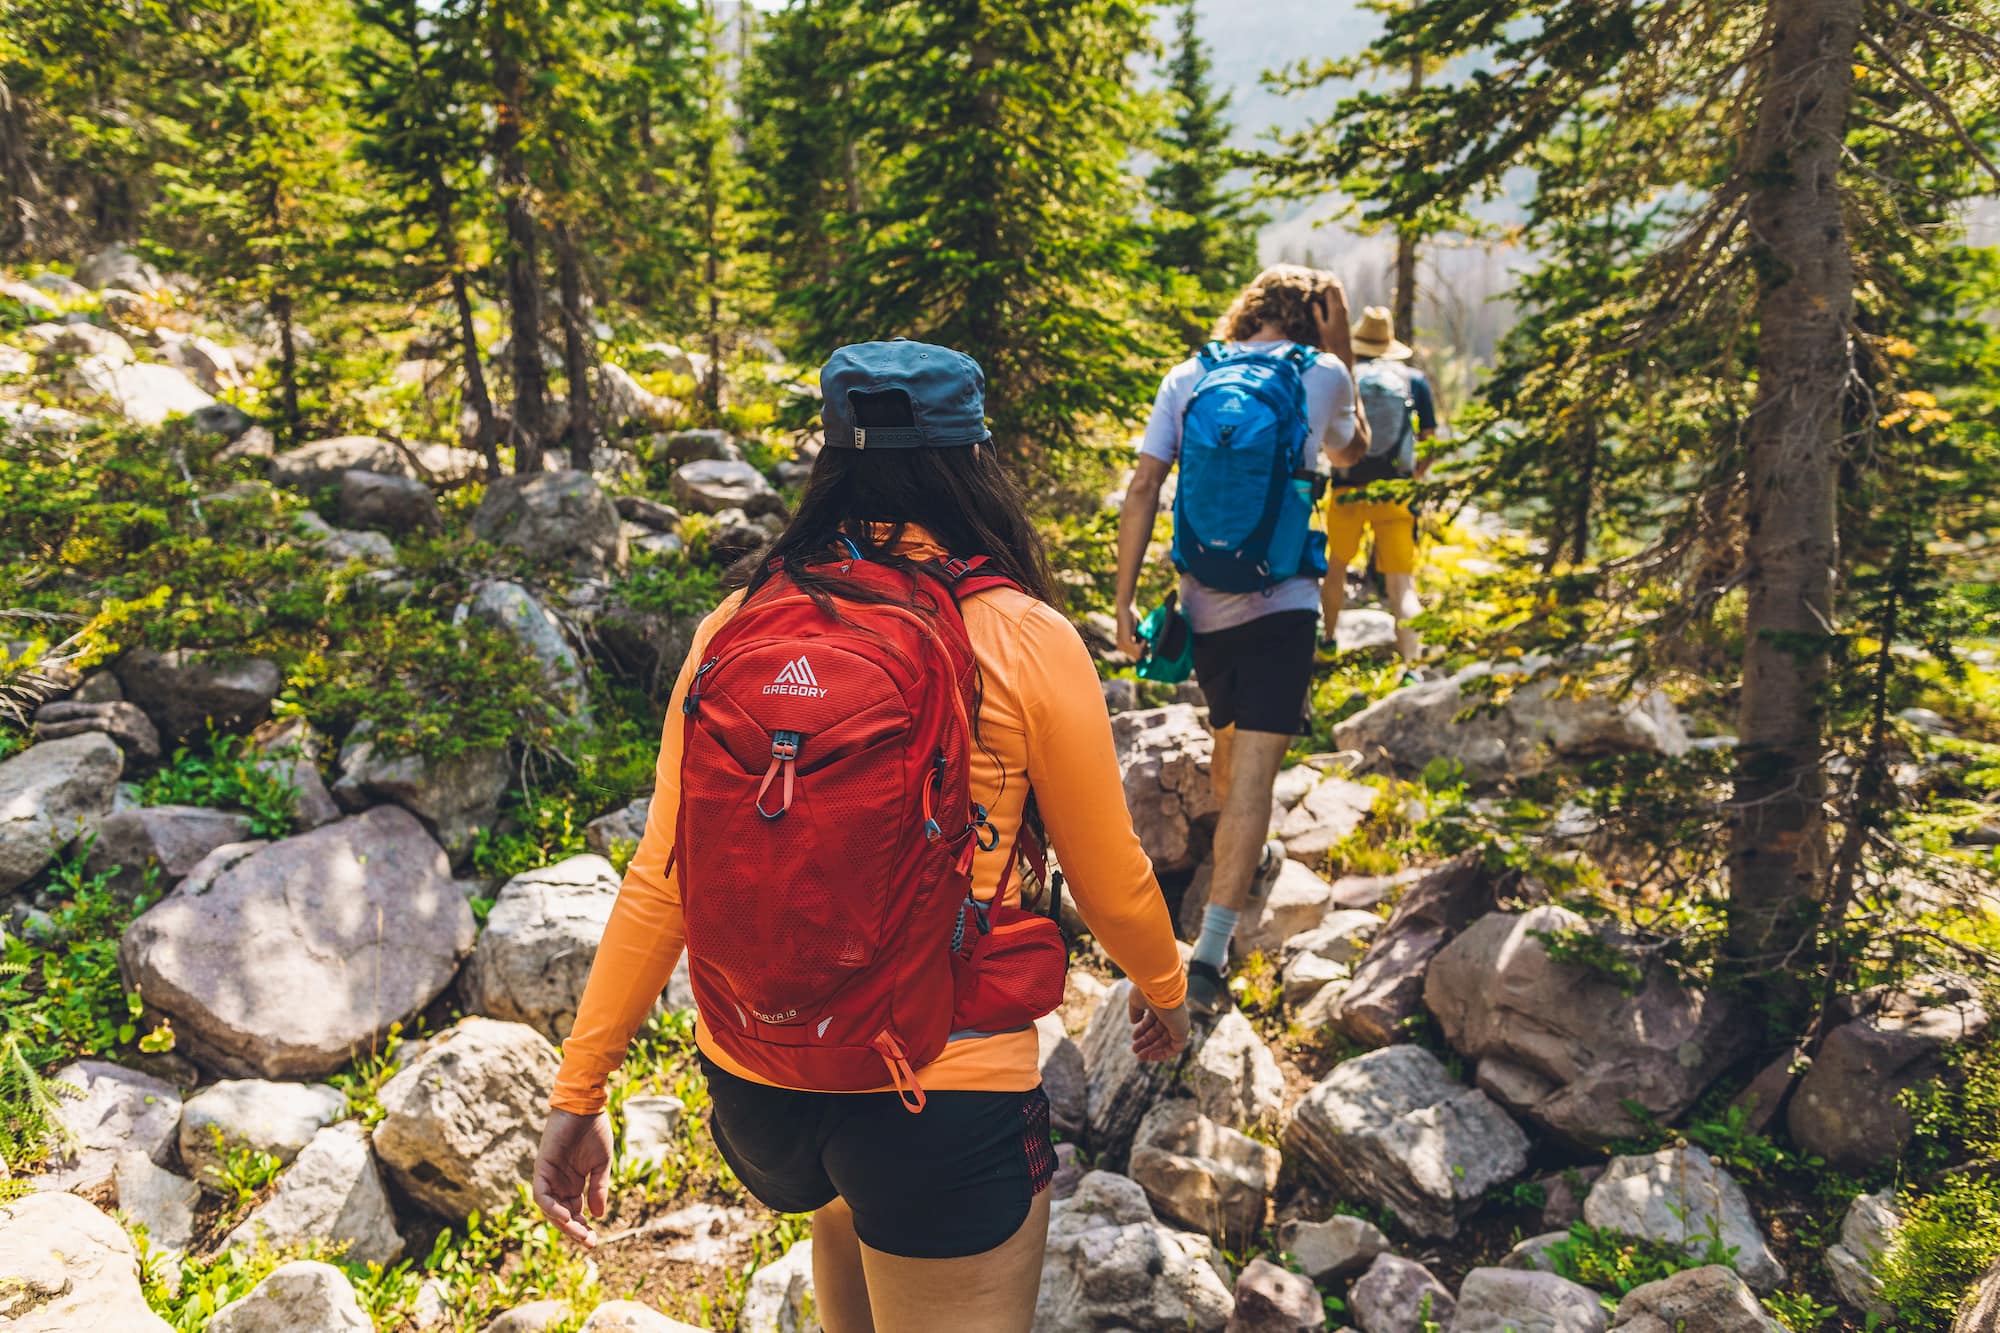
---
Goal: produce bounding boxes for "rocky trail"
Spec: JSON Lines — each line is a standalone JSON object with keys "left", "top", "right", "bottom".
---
{"left": 3, "top": 251, "right": 1998, "bottom": 1332}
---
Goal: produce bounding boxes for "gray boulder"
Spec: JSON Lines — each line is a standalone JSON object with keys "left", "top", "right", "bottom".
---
{"left": 596, "top": 363, "right": 678, "bottom": 428}
{"left": 1277, "top": 776, "right": 1380, "bottom": 862}
{"left": 247, "top": 717, "right": 341, "bottom": 830}
{"left": 118, "top": 807, "right": 474, "bottom": 1077}
{"left": 1113, "top": 704, "right": 1219, "bottom": 874}
{"left": 75, "top": 245, "right": 163, "bottom": 291}
{"left": 1129, "top": 1099, "right": 1280, "bottom": 1245}
{"left": 620, "top": 1095, "right": 686, "bottom": 1173}
{"left": 294, "top": 510, "right": 397, "bottom": 566}
{"left": 333, "top": 730, "right": 511, "bottom": 862}
{"left": 1332, "top": 608, "right": 1399, "bottom": 657}
{"left": 35, "top": 1059, "right": 182, "bottom": 1195}
{"left": 462, "top": 854, "right": 622, "bottom": 1041}
{"left": 1424, "top": 907, "right": 1748, "bottom": 1147}
{"left": 580, "top": 1302, "right": 709, "bottom": 1332}
{"left": 270, "top": 434, "right": 482, "bottom": 492}
{"left": 28, "top": 320, "right": 134, "bottom": 364}
{"left": 615, "top": 494, "right": 682, "bottom": 531}
{"left": 84, "top": 804, "right": 254, "bottom": 898}
{"left": 207, "top": 1260, "right": 371, "bottom": 1333}
{"left": 1452, "top": 1268, "right": 1607, "bottom": 1333}
{"left": 584, "top": 796, "right": 651, "bottom": 857}
{"left": 372, "top": 1017, "right": 560, "bottom": 1220}
{"left": 650, "top": 428, "right": 742, "bottom": 464}
{"left": 1825, "top": 1189, "right": 1899, "bottom": 1319}
{"left": 0, "top": 278, "right": 61, "bottom": 314}
{"left": 115, "top": 648, "right": 282, "bottom": 745}
{"left": 474, "top": 469, "right": 627, "bottom": 578}
{"left": 0, "top": 401, "right": 88, "bottom": 436}
{"left": 158, "top": 331, "right": 243, "bottom": 393}
{"left": 68, "top": 356, "right": 216, "bottom": 426}
{"left": 0, "top": 732, "right": 123, "bottom": 892}
{"left": 1333, "top": 852, "right": 1524, "bottom": 1047}
{"left": 0, "top": 1190, "right": 174, "bottom": 1332}
{"left": 1608, "top": 1266, "right": 1781, "bottom": 1332}
{"left": 1282, "top": 910, "right": 1380, "bottom": 1008}
{"left": 670, "top": 457, "right": 782, "bottom": 516}
{"left": 1348, "top": 1254, "right": 1454, "bottom": 1333}
{"left": 1226, "top": 1257, "right": 1323, "bottom": 1333}
{"left": 1789, "top": 978, "right": 1990, "bottom": 1169}
{"left": 179, "top": 1078, "right": 346, "bottom": 1186}
{"left": 339, "top": 469, "right": 443, "bottom": 535}
{"left": 484, "top": 1303, "right": 573, "bottom": 1333}
{"left": 113, "top": 1150, "right": 198, "bottom": 1252}
{"left": 1035, "top": 1014, "right": 1087, "bottom": 1140}
{"left": 1583, "top": 1147, "right": 1784, "bottom": 1291}
{"left": 191, "top": 401, "right": 254, "bottom": 438}
{"left": 737, "top": 1237, "right": 818, "bottom": 1333}
{"left": 1278, "top": 1213, "right": 1390, "bottom": 1282}
{"left": 1285, "top": 1044, "right": 1529, "bottom": 1238}
{"left": 33, "top": 699, "right": 160, "bottom": 762}
{"left": 1035, "top": 1171, "right": 1235, "bottom": 1332}
{"left": 224, "top": 1122, "right": 404, "bottom": 1267}
{"left": 460, "top": 581, "right": 590, "bottom": 720}
{"left": 1333, "top": 661, "right": 1689, "bottom": 783}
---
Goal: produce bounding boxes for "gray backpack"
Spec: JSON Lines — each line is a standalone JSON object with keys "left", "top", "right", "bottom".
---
{"left": 1337, "top": 359, "right": 1418, "bottom": 485}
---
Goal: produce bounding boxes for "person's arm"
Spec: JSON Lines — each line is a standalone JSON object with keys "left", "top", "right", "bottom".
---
{"left": 549, "top": 604, "right": 730, "bottom": 1115}
{"left": 1115, "top": 454, "right": 1173, "bottom": 659}
{"left": 1411, "top": 373, "right": 1440, "bottom": 477}
{"left": 1019, "top": 604, "right": 1187, "bottom": 1023}
{"left": 1313, "top": 286, "right": 1368, "bottom": 469}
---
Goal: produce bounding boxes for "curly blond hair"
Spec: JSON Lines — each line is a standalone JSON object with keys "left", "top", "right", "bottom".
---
{"left": 1213, "top": 264, "right": 1342, "bottom": 346}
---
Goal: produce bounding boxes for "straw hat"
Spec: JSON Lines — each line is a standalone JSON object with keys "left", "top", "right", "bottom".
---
{"left": 1351, "top": 306, "right": 1413, "bottom": 360}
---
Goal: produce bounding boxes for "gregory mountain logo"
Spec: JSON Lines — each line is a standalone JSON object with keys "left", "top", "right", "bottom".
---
{"left": 763, "top": 656, "right": 828, "bottom": 698}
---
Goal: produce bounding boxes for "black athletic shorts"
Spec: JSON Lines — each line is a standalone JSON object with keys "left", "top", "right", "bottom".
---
{"left": 699, "top": 1053, "right": 1055, "bottom": 1259}
{"left": 1191, "top": 609, "right": 1318, "bottom": 736}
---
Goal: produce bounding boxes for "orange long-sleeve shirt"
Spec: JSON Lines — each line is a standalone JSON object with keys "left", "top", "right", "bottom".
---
{"left": 551, "top": 538, "right": 1187, "bottom": 1114}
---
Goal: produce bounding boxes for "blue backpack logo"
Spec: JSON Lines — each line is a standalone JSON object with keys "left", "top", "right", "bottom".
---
{"left": 1170, "top": 341, "right": 1329, "bottom": 594}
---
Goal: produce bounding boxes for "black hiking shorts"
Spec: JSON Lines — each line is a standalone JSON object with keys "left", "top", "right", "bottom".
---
{"left": 699, "top": 1053, "right": 1055, "bottom": 1259}
{"left": 1190, "top": 609, "right": 1317, "bottom": 735}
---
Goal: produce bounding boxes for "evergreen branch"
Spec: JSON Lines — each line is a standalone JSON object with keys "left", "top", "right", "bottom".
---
{"left": 1855, "top": 28, "right": 2000, "bottom": 188}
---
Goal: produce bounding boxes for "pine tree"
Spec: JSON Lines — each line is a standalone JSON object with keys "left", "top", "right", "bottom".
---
{"left": 1146, "top": 0, "right": 1260, "bottom": 344}
{"left": 779, "top": 0, "right": 1166, "bottom": 456}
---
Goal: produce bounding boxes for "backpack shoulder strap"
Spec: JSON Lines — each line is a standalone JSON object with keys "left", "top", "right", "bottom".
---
{"left": 1284, "top": 342, "right": 1317, "bottom": 371}
{"left": 1195, "top": 340, "right": 1229, "bottom": 371}
{"left": 937, "top": 554, "right": 1020, "bottom": 601}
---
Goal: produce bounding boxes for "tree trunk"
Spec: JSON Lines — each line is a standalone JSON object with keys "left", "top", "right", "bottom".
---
{"left": 700, "top": 143, "right": 722, "bottom": 418}
{"left": 1725, "top": 0, "right": 1860, "bottom": 992}
{"left": 452, "top": 268, "right": 502, "bottom": 480}
{"left": 272, "top": 286, "right": 301, "bottom": 448}
{"left": 556, "top": 220, "right": 595, "bottom": 470}
{"left": 1390, "top": 56, "right": 1422, "bottom": 343}
{"left": 491, "top": 30, "right": 547, "bottom": 475}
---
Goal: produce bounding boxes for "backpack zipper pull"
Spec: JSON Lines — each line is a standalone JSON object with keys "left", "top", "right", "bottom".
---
{"left": 755, "top": 730, "right": 802, "bottom": 819}
{"left": 682, "top": 657, "right": 719, "bottom": 715}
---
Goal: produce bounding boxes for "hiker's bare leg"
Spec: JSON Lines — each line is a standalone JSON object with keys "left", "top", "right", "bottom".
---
{"left": 1206, "top": 728, "right": 1290, "bottom": 913}
{"left": 857, "top": 1188, "right": 1051, "bottom": 1333}
{"left": 814, "top": 1198, "right": 876, "bottom": 1333}
{"left": 1320, "top": 561, "right": 1351, "bottom": 634}
{"left": 1386, "top": 572, "right": 1423, "bottom": 663}
{"left": 1210, "top": 723, "right": 1236, "bottom": 807}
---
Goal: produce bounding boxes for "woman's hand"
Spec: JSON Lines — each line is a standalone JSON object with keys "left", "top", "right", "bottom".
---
{"left": 1129, "top": 988, "right": 1192, "bottom": 1062}
{"left": 533, "top": 1109, "right": 614, "bottom": 1248}
{"left": 1115, "top": 600, "right": 1145, "bottom": 661}
{"left": 1312, "top": 284, "right": 1351, "bottom": 353}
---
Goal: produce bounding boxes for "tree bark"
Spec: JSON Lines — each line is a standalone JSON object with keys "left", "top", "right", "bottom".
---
{"left": 1391, "top": 56, "right": 1422, "bottom": 343}
{"left": 1726, "top": 0, "right": 1860, "bottom": 989}
{"left": 271, "top": 286, "right": 301, "bottom": 448}
{"left": 556, "top": 220, "right": 595, "bottom": 470}
{"left": 491, "top": 27, "right": 547, "bottom": 475}
{"left": 452, "top": 268, "right": 502, "bottom": 480}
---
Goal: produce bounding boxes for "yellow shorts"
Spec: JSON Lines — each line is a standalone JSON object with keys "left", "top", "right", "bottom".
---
{"left": 1325, "top": 495, "right": 1417, "bottom": 575}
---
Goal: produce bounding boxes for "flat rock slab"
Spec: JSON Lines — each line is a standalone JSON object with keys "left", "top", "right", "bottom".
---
{"left": 1130, "top": 1100, "right": 1280, "bottom": 1246}
{"left": 85, "top": 804, "right": 253, "bottom": 897}
{"left": 225, "top": 1121, "right": 404, "bottom": 1267}
{"left": 1584, "top": 1147, "right": 1784, "bottom": 1292}
{"left": 119, "top": 806, "right": 474, "bottom": 1078}
{"left": 1286, "top": 1044, "right": 1529, "bottom": 1238}
{"left": 0, "top": 1191, "right": 174, "bottom": 1331}
{"left": 1278, "top": 1213, "right": 1390, "bottom": 1282}
{"left": 1278, "top": 776, "right": 1379, "bottom": 862}
{"left": 0, "top": 731, "right": 123, "bottom": 892}
{"left": 36, "top": 1059, "right": 182, "bottom": 1194}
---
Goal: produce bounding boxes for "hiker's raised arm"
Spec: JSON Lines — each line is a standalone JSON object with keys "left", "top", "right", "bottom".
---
{"left": 1114, "top": 453, "right": 1172, "bottom": 658}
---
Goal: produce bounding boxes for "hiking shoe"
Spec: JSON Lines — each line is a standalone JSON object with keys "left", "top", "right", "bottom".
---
{"left": 1314, "top": 636, "right": 1342, "bottom": 668}
{"left": 1187, "top": 959, "right": 1231, "bottom": 1017}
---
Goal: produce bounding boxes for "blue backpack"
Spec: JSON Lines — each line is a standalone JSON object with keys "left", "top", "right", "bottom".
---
{"left": 1170, "top": 341, "right": 1329, "bottom": 594}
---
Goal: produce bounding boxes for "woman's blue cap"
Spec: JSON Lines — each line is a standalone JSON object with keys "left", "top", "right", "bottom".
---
{"left": 819, "top": 338, "right": 991, "bottom": 450}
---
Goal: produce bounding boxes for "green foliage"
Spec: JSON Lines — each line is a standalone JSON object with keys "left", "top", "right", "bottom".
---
{"left": 207, "top": 1124, "right": 285, "bottom": 1217}
{"left": 1761, "top": 1290, "right": 1838, "bottom": 1332}
{"left": 1877, "top": 1174, "right": 2000, "bottom": 1330}
{"left": 328, "top": 1021, "right": 408, "bottom": 1128}
{"left": 617, "top": 555, "right": 725, "bottom": 621}
{"left": 1544, "top": 1221, "right": 1736, "bottom": 1301}
{"left": 139, "top": 728, "right": 301, "bottom": 838}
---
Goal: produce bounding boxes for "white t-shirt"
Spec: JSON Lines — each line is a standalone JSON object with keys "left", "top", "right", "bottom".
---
{"left": 1137, "top": 342, "right": 1359, "bottom": 634}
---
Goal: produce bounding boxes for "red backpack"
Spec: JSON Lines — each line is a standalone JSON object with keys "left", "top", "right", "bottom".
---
{"left": 672, "top": 543, "right": 1041, "bottom": 1110}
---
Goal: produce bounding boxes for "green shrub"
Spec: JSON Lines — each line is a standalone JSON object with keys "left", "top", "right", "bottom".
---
{"left": 1544, "top": 1222, "right": 1737, "bottom": 1301}
{"left": 139, "top": 728, "right": 301, "bottom": 837}
{"left": 1878, "top": 1175, "right": 2000, "bottom": 1329}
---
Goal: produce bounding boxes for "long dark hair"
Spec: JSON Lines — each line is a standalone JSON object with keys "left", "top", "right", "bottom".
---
{"left": 739, "top": 444, "right": 1058, "bottom": 611}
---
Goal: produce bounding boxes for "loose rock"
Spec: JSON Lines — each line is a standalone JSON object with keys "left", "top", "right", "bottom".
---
{"left": 473, "top": 468, "right": 627, "bottom": 578}
{"left": 621, "top": 1095, "right": 687, "bottom": 1173}
{"left": 1332, "top": 608, "right": 1399, "bottom": 657}
{"left": 615, "top": 494, "right": 683, "bottom": 530}
{"left": 1424, "top": 907, "right": 1747, "bottom": 1147}
{"left": 463, "top": 853, "right": 621, "bottom": 1041}
{"left": 207, "top": 1259, "right": 371, "bottom": 1333}
{"left": 460, "top": 581, "right": 590, "bottom": 720}
{"left": 670, "top": 457, "right": 783, "bottom": 516}
{"left": 0, "top": 1190, "right": 173, "bottom": 1331}
{"left": 339, "top": 469, "right": 443, "bottom": 535}
{"left": 1281, "top": 911, "right": 1380, "bottom": 1008}
{"left": 1181, "top": 858, "right": 1337, "bottom": 962}
{"left": 247, "top": 716, "right": 342, "bottom": 830}
{"left": 1608, "top": 1266, "right": 1781, "bottom": 1332}
{"left": 1277, "top": 776, "right": 1379, "bottom": 862}
{"left": 651, "top": 428, "right": 742, "bottom": 464}
{"left": 484, "top": 1303, "right": 572, "bottom": 1333}
{"left": 1286, "top": 1044, "right": 1529, "bottom": 1238}
{"left": 224, "top": 1121, "right": 404, "bottom": 1267}
{"left": 118, "top": 807, "right": 474, "bottom": 1077}
{"left": 37, "top": 1059, "right": 181, "bottom": 1194}
{"left": 1226, "top": 1256, "right": 1323, "bottom": 1333}
{"left": 116, "top": 648, "right": 282, "bottom": 745}
{"left": 76, "top": 245, "right": 163, "bottom": 291}
{"left": 1112, "top": 705, "right": 1218, "bottom": 875}
{"left": 584, "top": 796, "right": 651, "bottom": 857}
{"left": 738, "top": 1237, "right": 819, "bottom": 1333}
{"left": 1348, "top": 1254, "right": 1455, "bottom": 1333}
{"left": 33, "top": 699, "right": 160, "bottom": 762}
{"left": 84, "top": 804, "right": 254, "bottom": 898}
{"left": 1130, "top": 1100, "right": 1280, "bottom": 1245}
{"left": 1452, "top": 1268, "right": 1608, "bottom": 1333}
{"left": 1036, "top": 1014, "right": 1087, "bottom": 1140}
{"left": 1582, "top": 1147, "right": 1784, "bottom": 1291}
{"left": 270, "top": 434, "right": 482, "bottom": 492}
{"left": 1035, "top": 1171, "right": 1234, "bottom": 1333}
{"left": 68, "top": 356, "right": 216, "bottom": 426}
{"left": 114, "top": 1150, "right": 198, "bottom": 1252}
{"left": 372, "top": 1016, "right": 560, "bottom": 1220}
{"left": 579, "top": 1302, "right": 709, "bottom": 1333}
{"left": 0, "top": 732, "right": 124, "bottom": 892}
{"left": 333, "top": 730, "right": 511, "bottom": 861}
{"left": 1825, "top": 1190, "right": 1899, "bottom": 1319}
{"left": 1082, "top": 982, "right": 1284, "bottom": 1163}
{"left": 179, "top": 1078, "right": 346, "bottom": 1186}
{"left": 1278, "top": 1214, "right": 1390, "bottom": 1282}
